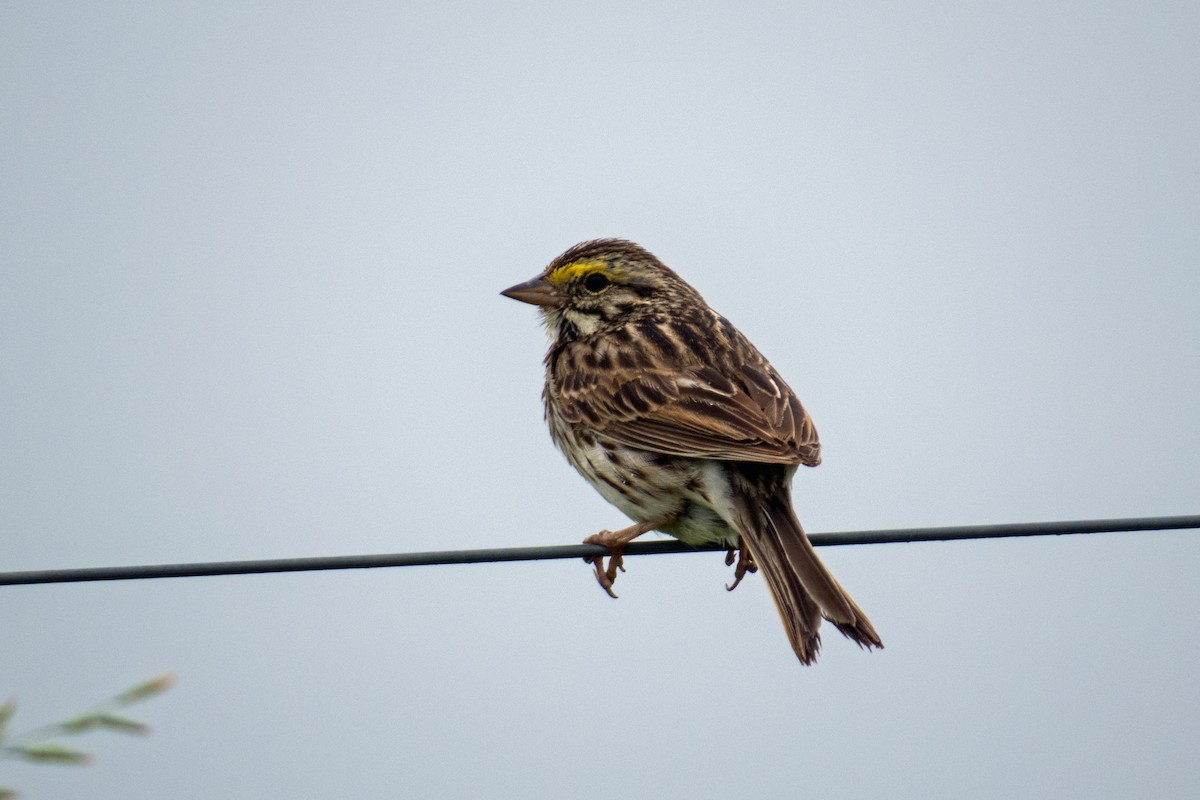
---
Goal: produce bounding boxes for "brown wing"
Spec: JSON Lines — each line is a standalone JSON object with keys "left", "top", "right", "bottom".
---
{"left": 553, "top": 317, "right": 821, "bottom": 466}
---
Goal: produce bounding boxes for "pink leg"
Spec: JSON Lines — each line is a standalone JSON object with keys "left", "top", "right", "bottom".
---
{"left": 583, "top": 519, "right": 669, "bottom": 598}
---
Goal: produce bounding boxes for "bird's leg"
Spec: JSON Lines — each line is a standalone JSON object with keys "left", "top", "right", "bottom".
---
{"left": 583, "top": 519, "right": 669, "bottom": 599}
{"left": 725, "top": 538, "right": 758, "bottom": 592}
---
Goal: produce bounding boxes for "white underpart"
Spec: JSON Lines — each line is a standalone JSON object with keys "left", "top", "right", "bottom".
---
{"left": 565, "top": 431, "right": 744, "bottom": 548}
{"left": 693, "top": 460, "right": 741, "bottom": 533}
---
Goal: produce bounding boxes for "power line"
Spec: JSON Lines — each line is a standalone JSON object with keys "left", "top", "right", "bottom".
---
{"left": 1, "top": 514, "right": 1197, "bottom": 588}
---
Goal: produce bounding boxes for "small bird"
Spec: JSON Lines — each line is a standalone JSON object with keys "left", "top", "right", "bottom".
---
{"left": 502, "top": 239, "right": 881, "bottom": 664}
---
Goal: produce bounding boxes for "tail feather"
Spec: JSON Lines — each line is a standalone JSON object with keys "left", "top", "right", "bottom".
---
{"left": 733, "top": 493, "right": 882, "bottom": 663}
{"left": 751, "top": 543, "right": 824, "bottom": 664}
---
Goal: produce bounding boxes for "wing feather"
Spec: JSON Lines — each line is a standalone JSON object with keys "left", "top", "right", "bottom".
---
{"left": 553, "top": 315, "right": 820, "bottom": 466}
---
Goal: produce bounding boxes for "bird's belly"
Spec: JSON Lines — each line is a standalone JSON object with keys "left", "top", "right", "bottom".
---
{"left": 563, "top": 434, "right": 739, "bottom": 548}
{"left": 662, "top": 502, "right": 739, "bottom": 548}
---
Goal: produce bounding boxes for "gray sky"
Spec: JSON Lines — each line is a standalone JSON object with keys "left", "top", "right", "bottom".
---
{"left": 3, "top": 2, "right": 1198, "bottom": 797}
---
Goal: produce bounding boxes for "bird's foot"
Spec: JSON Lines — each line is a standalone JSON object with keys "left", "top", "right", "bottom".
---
{"left": 582, "top": 519, "right": 667, "bottom": 599}
{"left": 725, "top": 540, "right": 758, "bottom": 591}
{"left": 583, "top": 534, "right": 625, "bottom": 598}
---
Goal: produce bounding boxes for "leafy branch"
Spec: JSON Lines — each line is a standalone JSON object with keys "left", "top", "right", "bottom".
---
{"left": 0, "top": 674, "right": 176, "bottom": 799}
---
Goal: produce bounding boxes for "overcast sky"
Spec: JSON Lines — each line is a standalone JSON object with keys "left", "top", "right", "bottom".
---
{"left": 2, "top": 2, "right": 1198, "bottom": 798}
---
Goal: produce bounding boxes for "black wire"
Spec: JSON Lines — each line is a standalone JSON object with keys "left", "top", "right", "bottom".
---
{"left": 1, "top": 514, "right": 1197, "bottom": 587}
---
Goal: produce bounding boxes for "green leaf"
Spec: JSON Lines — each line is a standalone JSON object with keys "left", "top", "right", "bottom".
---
{"left": 91, "top": 714, "right": 150, "bottom": 736}
{"left": 60, "top": 711, "right": 151, "bottom": 736}
{"left": 60, "top": 714, "right": 103, "bottom": 735}
{"left": 0, "top": 700, "right": 14, "bottom": 740}
{"left": 113, "top": 674, "right": 177, "bottom": 706}
{"left": 8, "top": 745, "right": 90, "bottom": 765}
{"left": 0, "top": 786, "right": 18, "bottom": 799}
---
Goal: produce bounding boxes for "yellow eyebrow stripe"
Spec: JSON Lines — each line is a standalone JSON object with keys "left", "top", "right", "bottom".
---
{"left": 546, "top": 259, "right": 609, "bottom": 286}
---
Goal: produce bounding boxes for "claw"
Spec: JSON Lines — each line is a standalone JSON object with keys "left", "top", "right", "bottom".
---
{"left": 608, "top": 550, "right": 625, "bottom": 579}
{"left": 725, "top": 540, "right": 758, "bottom": 592}
{"left": 587, "top": 554, "right": 620, "bottom": 598}
{"left": 584, "top": 529, "right": 626, "bottom": 598}
{"left": 580, "top": 518, "right": 671, "bottom": 599}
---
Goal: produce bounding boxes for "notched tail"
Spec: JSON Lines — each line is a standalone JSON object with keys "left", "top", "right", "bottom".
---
{"left": 734, "top": 493, "right": 882, "bottom": 664}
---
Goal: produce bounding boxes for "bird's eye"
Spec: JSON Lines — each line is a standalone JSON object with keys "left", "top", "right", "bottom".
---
{"left": 583, "top": 273, "right": 610, "bottom": 293}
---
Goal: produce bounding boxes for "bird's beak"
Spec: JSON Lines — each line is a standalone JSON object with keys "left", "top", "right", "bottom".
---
{"left": 501, "top": 275, "right": 560, "bottom": 307}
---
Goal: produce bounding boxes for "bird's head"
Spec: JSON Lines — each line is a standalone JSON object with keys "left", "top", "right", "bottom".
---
{"left": 501, "top": 238, "right": 701, "bottom": 340}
